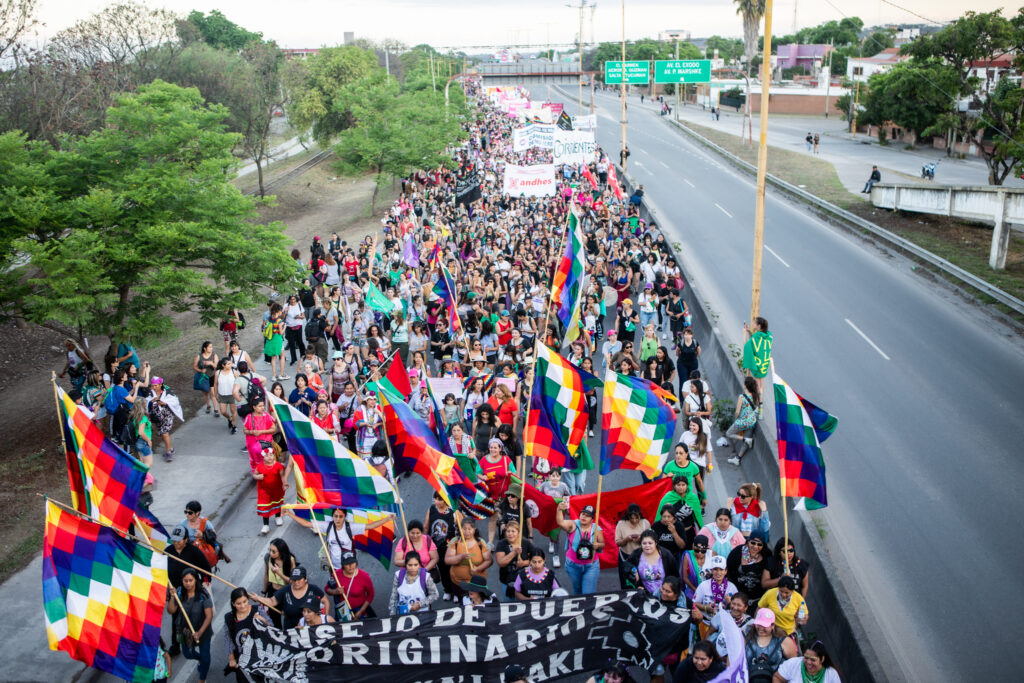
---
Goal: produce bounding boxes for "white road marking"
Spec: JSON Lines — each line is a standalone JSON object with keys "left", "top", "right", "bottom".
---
{"left": 715, "top": 203, "right": 733, "bottom": 218}
{"left": 658, "top": 160, "right": 670, "bottom": 169}
{"left": 683, "top": 178, "right": 695, "bottom": 187}
{"left": 845, "top": 318, "right": 891, "bottom": 360}
{"left": 764, "top": 245, "right": 791, "bottom": 268}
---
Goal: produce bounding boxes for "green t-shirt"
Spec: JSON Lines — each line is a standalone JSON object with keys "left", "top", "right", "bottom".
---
{"left": 662, "top": 460, "right": 702, "bottom": 498}
{"left": 135, "top": 415, "right": 152, "bottom": 442}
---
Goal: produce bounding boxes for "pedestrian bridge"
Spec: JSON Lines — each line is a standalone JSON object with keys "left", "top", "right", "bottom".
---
{"left": 870, "top": 183, "right": 1024, "bottom": 269}
{"left": 477, "top": 59, "right": 593, "bottom": 86}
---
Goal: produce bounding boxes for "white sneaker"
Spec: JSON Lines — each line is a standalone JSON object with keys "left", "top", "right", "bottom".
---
{"left": 588, "top": 429, "right": 594, "bottom": 437}
{"left": 727, "top": 456, "right": 741, "bottom": 466}
{"left": 442, "top": 592, "right": 452, "bottom": 602}
{"left": 744, "top": 437, "right": 753, "bottom": 448}
{"left": 548, "top": 541, "right": 555, "bottom": 554}
{"left": 553, "top": 555, "right": 561, "bottom": 568}
{"left": 260, "top": 524, "right": 270, "bottom": 535}
{"left": 275, "top": 517, "right": 284, "bottom": 527}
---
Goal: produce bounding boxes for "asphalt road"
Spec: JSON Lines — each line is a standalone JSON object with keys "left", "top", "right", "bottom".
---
{"left": 558, "top": 86, "right": 1024, "bottom": 681}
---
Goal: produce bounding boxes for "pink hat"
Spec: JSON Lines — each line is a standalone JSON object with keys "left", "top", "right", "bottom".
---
{"left": 409, "top": 369, "right": 420, "bottom": 378}
{"left": 150, "top": 377, "right": 163, "bottom": 385}
{"left": 753, "top": 608, "right": 776, "bottom": 628}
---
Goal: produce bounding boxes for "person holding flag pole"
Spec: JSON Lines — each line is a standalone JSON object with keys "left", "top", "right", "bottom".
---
{"left": 306, "top": 501, "right": 355, "bottom": 621}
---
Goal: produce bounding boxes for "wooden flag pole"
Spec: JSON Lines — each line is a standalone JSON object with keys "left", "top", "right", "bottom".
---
{"left": 749, "top": 0, "right": 775, "bottom": 326}
{"left": 37, "top": 497, "right": 282, "bottom": 613}
{"left": 770, "top": 363, "right": 791, "bottom": 575}
{"left": 453, "top": 507, "right": 476, "bottom": 572}
{"left": 50, "top": 372, "right": 70, "bottom": 458}
{"left": 372, "top": 369, "right": 410, "bottom": 540}
{"left": 593, "top": 474, "right": 604, "bottom": 526}
{"left": 307, "top": 503, "right": 353, "bottom": 612}
{"left": 169, "top": 584, "right": 197, "bottom": 636}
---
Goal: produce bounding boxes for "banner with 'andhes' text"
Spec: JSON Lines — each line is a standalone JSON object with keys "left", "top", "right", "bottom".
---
{"left": 238, "top": 590, "right": 690, "bottom": 683}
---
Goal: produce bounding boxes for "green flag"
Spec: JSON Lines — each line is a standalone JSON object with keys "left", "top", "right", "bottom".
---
{"left": 366, "top": 283, "right": 395, "bottom": 313}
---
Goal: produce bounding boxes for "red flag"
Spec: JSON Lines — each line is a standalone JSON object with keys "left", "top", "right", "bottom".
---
{"left": 607, "top": 164, "right": 624, "bottom": 201}
{"left": 384, "top": 353, "right": 411, "bottom": 399}
{"left": 581, "top": 166, "right": 598, "bottom": 189}
{"left": 523, "top": 477, "right": 673, "bottom": 568}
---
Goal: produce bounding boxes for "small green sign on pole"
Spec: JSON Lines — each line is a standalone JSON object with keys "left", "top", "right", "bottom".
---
{"left": 653, "top": 60, "right": 712, "bottom": 83}
{"left": 604, "top": 60, "right": 650, "bottom": 85}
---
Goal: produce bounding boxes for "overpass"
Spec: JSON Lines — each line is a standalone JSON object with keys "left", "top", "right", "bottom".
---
{"left": 870, "top": 183, "right": 1024, "bottom": 269}
{"left": 476, "top": 58, "right": 595, "bottom": 86}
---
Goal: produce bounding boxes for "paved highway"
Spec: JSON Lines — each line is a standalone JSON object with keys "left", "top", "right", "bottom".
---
{"left": 558, "top": 86, "right": 1024, "bottom": 681}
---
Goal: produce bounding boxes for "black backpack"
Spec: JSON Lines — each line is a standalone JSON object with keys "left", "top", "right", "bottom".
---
{"left": 304, "top": 317, "right": 321, "bottom": 341}
{"left": 747, "top": 638, "right": 782, "bottom": 683}
{"left": 237, "top": 376, "right": 264, "bottom": 418}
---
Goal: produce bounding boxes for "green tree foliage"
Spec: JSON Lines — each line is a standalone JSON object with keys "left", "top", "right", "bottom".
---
{"left": 704, "top": 36, "right": 744, "bottom": 63}
{"left": 331, "top": 76, "right": 466, "bottom": 212}
{"left": 858, "top": 59, "right": 959, "bottom": 138}
{"left": 3, "top": 81, "right": 297, "bottom": 343}
{"left": 901, "top": 9, "right": 1024, "bottom": 184}
{"left": 288, "top": 46, "right": 380, "bottom": 144}
{"left": 183, "top": 9, "right": 263, "bottom": 51}
{"left": 776, "top": 17, "right": 864, "bottom": 49}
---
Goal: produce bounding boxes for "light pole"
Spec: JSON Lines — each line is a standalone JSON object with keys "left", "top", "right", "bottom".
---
{"left": 620, "top": 0, "right": 627, "bottom": 172}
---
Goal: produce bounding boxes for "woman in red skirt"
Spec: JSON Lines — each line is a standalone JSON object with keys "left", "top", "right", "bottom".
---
{"left": 254, "top": 447, "right": 291, "bottom": 535}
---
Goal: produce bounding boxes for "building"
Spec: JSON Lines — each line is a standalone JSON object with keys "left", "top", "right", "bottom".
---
{"left": 776, "top": 43, "right": 834, "bottom": 72}
{"left": 846, "top": 47, "right": 910, "bottom": 82}
{"left": 282, "top": 48, "right": 319, "bottom": 59}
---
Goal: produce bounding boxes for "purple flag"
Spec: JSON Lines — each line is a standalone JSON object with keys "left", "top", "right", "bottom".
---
{"left": 402, "top": 235, "right": 419, "bottom": 268}
{"left": 708, "top": 613, "right": 749, "bottom": 683}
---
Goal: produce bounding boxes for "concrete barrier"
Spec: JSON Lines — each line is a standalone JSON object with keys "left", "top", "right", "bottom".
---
{"left": 871, "top": 183, "right": 1024, "bottom": 269}
{"left": 615, "top": 167, "right": 890, "bottom": 682}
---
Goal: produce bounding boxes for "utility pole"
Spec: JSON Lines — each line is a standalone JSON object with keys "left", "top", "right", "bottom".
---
{"left": 823, "top": 38, "right": 832, "bottom": 117}
{"left": 385, "top": 47, "right": 390, "bottom": 85}
{"left": 567, "top": 1, "right": 591, "bottom": 116}
{"left": 621, "top": 0, "right": 627, "bottom": 172}
{"left": 749, "top": 0, "right": 774, "bottom": 326}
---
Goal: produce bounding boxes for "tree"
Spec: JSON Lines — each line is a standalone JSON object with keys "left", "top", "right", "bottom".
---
{"left": 704, "top": 35, "right": 744, "bottom": 63}
{"left": 0, "top": 0, "right": 38, "bottom": 60}
{"left": 331, "top": 76, "right": 465, "bottom": 212}
{"left": 183, "top": 9, "right": 263, "bottom": 51}
{"left": 288, "top": 46, "right": 380, "bottom": 144}
{"left": 735, "top": 0, "right": 766, "bottom": 144}
{"left": 7, "top": 81, "right": 298, "bottom": 344}
{"left": 858, "top": 59, "right": 959, "bottom": 140}
{"left": 902, "top": 9, "right": 1024, "bottom": 184}
{"left": 237, "top": 41, "right": 287, "bottom": 197}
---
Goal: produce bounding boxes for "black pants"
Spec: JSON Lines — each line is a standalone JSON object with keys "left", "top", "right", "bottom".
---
{"left": 285, "top": 327, "right": 305, "bottom": 363}
{"left": 432, "top": 547, "right": 456, "bottom": 596}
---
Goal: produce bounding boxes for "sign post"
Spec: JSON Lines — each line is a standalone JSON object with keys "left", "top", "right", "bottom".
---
{"left": 603, "top": 60, "right": 650, "bottom": 85}
{"left": 653, "top": 59, "right": 712, "bottom": 84}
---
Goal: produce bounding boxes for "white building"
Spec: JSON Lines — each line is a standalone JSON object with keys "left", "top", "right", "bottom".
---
{"left": 846, "top": 48, "right": 910, "bottom": 83}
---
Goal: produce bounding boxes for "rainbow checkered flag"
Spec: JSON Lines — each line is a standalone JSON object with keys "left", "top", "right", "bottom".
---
{"left": 55, "top": 383, "right": 148, "bottom": 535}
{"left": 551, "top": 211, "right": 586, "bottom": 333}
{"left": 774, "top": 373, "right": 838, "bottom": 510}
{"left": 268, "top": 395, "right": 397, "bottom": 509}
{"left": 524, "top": 344, "right": 600, "bottom": 469}
{"left": 284, "top": 504, "right": 396, "bottom": 569}
{"left": 600, "top": 370, "right": 677, "bottom": 479}
{"left": 43, "top": 500, "right": 167, "bottom": 683}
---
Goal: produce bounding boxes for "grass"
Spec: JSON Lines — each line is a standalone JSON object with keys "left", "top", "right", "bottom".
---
{"left": 0, "top": 449, "right": 68, "bottom": 584}
{"left": 679, "top": 119, "right": 862, "bottom": 209}
{"left": 677, "top": 119, "right": 1024, "bottom": 311}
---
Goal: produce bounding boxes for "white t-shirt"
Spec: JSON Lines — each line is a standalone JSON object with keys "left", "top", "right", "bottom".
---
{"left": 776, "top": 658, "right": 841, "bottom": 683}
{"left": 284, "top": 303, "right": 304, "bottom": 327}
{"left": 315, "top": 520, "right": 366, "bottom": 568}
{"left": 692, "top": 578, "right": 738, "bottom": 624}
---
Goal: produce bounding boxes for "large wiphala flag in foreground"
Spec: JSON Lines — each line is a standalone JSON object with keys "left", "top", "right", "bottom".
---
{"left": 550, "top": 211, "right": 586, "bottom": 335}
{"left": 55, "top": 383, "right": 147, "bottom": 535}
{"left": 774, "top": 373, "right": 838, "bottom": 510}
{"left": 284, "top": 504, "right": 396, "bottom": 569}
{"left": 43, "top": 501, "right": 167, "bottom": 683}
{"left": 600, "top": 371, "right": 677, "bottom": 479}
{"left": 268, "top": 395, "right": 397, "bottom": 509}
{"left": 524, "top": 343, "right": 600, "bottom": 469}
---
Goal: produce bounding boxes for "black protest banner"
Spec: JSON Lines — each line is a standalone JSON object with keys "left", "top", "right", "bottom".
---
{"left": 238, "top": 590, "right": 690, "bottom": 683}
{"left": 557, "top": 110, "right": 574, "bottom": 131}
{"left": 454, "top": 172, "right": 481, "bottom": 206}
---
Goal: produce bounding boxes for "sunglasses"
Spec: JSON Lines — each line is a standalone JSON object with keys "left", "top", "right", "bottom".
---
{"left": 184, "top": 510, "right": 197, "bottom": 515}
{"left": 748, "top": 540, "right": 763, "bottom": 546}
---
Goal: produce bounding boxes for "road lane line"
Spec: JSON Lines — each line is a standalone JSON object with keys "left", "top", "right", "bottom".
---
{"left": 658, "top": 160, "right": 670, "bottom": 169}
{"left": 845, "top": 318, "right": 891, "bottom": 360}
{"left": 764, "top": 245, "right": 791, "bottom": 268}
{"left": 715, "top": 203, "right": 733, "bottom": 218}
{"left": 683, "top": 178, "right": 695, "bottom": 187}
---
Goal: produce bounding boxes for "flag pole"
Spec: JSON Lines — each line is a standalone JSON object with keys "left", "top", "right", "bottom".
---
{"left": 372, "top": 372, "right": 410, "bottom": 540}
{"left": 749, "top": 0, "right": 775, "bottom": 325}
{"left": 773, "top": 365, "right": 791, "bottom": 576}
{"left": 43, "top": 497, "right": 282, "bottom": 613}
{"left": 131, "top": 514, "right": 196, "bottom": 635}
{"left": 593, "top": 474, "right": 604, "bottom": 527}
{"left": 306, "top": 502, "right": 353, "bottom": 613}
{"left": 50, "top": 373, "right": 69, "bottom": 456}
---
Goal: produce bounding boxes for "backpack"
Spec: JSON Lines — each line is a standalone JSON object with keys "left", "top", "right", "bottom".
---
{"left": 305, "top": 318, "right": 321, "bottom": 341}
{"left": 747, "top": 637, "right": 783, "bottom": 683}
{"left": 262, "top": 320, "right": 274, "bottom": 340}
{"left": 237, "top": 376, "right": 263, "bottom": 418}
{"left": 571, "top": 520, "right": 596, "bottom": 563}
{"left": 195, "top": 518, "right": 219, "bottom": 568}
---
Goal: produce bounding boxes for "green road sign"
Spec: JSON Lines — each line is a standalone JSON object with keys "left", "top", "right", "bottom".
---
{"left": 604, "top": 60, "right": 650, "bottom": 84}
{"left": 653, "top": 59, "right": 712, "bottom": 83}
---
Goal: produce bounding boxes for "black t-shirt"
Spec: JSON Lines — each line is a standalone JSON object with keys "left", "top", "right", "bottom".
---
{"left": 727, "top": 546, "right": 773, "bottom": 602}
{"left": 677, "top": 339, "right": 700, "bottom": 365}
{"left": 651, "top": 520, "right": 688, "bottom": 556}
{"left": 496, "top": 501, "right": 525, "bottom": 540}
{"left": 428, "top": 504, "right": 456, "bottom": 548}
{"left": 666, "top": 501, "right": 698, "bottom": 544}
{"left": 495, "top": 538, "right": 534, "bottom": 585}
{"left": 274, "top": 584, "right": 325, "bottom": 629}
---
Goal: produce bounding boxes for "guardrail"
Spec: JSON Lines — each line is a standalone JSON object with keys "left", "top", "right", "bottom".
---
{"left": 613, "top": 165, "right": 892, "bottom": 682}
{"left": 666, "top": 119, "right": 1024, "bottom": 317}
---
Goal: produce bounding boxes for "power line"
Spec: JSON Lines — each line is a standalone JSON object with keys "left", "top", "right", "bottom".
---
{"left": 878, "top": 0, "right": 947, "bottom": 27}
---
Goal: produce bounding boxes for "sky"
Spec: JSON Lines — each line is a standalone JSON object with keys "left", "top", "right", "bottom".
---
{"left": 30, "top": 0, "right": 1019, "bottom": 51}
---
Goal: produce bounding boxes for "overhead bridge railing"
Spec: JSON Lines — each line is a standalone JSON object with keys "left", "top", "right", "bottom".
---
{"left": 871, "top": 183, "right": 1024, "bottom": 270}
